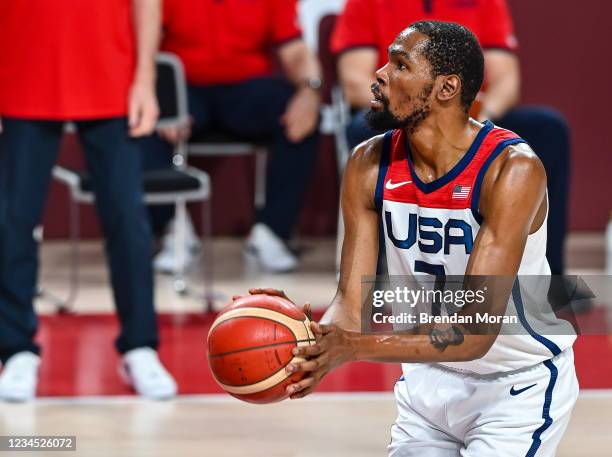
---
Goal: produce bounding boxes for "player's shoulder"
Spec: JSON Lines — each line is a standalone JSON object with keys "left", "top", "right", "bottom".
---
{"left": 346, "top": 133, "right": 386, "bottom": 173}
{"left": 485, "top": 141, "right": 546, "bottom": 189}
{"left": 342, "top": 134, "right": 387, "bottom": 207}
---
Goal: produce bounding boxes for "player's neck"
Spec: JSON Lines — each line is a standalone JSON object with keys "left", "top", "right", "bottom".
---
{"left": 405, "top": 114, "right": 480, "bottom": 180}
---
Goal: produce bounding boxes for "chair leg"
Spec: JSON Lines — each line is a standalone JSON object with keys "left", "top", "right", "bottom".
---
{"left": 201, "top": 194, "right": 216, "bottom": 311}
{"left": 172, "top": 199, "right": 188, "bottom": 295}
{"left": 48, "top": 198, "right": 80, "bottom": 314}
{"left": 254, "top": 148, "right": 267, "bottom": 210}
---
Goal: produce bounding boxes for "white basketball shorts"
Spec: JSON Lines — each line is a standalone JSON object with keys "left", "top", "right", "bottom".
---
{"left": 389, "top": 348, "right": 578, "bottom": 457}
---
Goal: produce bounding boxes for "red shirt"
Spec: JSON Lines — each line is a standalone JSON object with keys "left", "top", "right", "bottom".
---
{"left": 162, "top": 0, "right": 302, "bottom": 85}
{"left": 0, "top": 0, "right": 135, "bottom": 120}
{"left": 332, "top": 0, "right": 518, "bottom": 67}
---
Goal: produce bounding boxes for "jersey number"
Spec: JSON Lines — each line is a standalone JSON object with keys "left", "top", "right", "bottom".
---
{"left": 414, "top": 260, "right": 446, "bottom": 316}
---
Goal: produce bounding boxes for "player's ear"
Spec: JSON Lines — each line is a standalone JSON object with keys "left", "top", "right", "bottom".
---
{"left": 437, "top": 75, "right": 461, "bottom": 103}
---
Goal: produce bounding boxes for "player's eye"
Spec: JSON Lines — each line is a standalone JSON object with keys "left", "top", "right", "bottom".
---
{"left": 397, "top": 62, "right": 407, "bottom": 71}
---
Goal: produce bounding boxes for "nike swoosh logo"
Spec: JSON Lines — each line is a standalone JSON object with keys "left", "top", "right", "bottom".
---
{"left": 510, "top": 383, "right": 537, "bottom": 396}
{"left": 385, "top": 180, "right": 412, "bottom": 190}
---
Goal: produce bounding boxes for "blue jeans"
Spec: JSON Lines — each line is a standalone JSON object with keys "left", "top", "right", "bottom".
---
{"left": 141, "top": 76, "right": 319, "bottom": 240}
{"left": 347, "top": 106, "right": 570, "bottom": 274}
{"left": 0, "top": 118, "right": 158, "bottom": 362}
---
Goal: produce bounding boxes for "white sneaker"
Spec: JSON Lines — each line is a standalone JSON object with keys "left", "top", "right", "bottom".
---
{"left": 154, "top": 215, "right": 201, "bottom": 274}
{"left": 0, "top": 352, "right": 40, "bottom": 402}
{"left": 120, "top": 348, "right": 177, "bottom": 400}
{"left": 245, "top": 223, "right": 298, "bottom": 273}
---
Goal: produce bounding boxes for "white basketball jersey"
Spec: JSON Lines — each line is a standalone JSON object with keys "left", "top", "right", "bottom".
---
{"left": 376, "top": 121, "right": 575, "bottom": 374}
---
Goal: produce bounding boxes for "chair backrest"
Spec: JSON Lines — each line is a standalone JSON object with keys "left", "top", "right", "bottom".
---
{"left": 317, "top": 14, "right": 339, "bottom": 106}
{"left": 316, "top": 13, "right": 351, "bottom": 172}
{"left": 156, "top": 52, "right": 190, "bottom": 129}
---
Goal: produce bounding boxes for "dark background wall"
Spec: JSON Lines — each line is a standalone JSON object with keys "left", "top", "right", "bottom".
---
{"left": 44, "top": 0, "right": 610, "bottom": 238}
{"left": 508, "top": 0, "right": 611, "bottom": 230}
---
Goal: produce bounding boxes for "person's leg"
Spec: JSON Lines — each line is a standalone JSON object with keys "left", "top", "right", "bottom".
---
{"left": 0, "top": 118, "right": 63, "bottom": 363}
{"left": 214, "top": 77, "right": 319, "bottom": 241}
{"left": 346, "top": 108, "right": 380, "bottom": 149}
{"left": 139, "top": 134, "right": 175, "bottom": 238}
{"left": 495, "top": 107, "right": 570, "bottom": 274}
{"left": 76, "top": 118, "right": 158, "bottom": 353}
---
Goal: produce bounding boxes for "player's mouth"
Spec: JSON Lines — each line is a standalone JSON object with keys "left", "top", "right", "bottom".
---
{"left": 370, "top": 84, "right": 385, "bottom": 109}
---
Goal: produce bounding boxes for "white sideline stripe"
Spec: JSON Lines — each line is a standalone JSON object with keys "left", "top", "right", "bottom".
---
{"left": 20, "top": 389, "right": 612, "bottom": 406}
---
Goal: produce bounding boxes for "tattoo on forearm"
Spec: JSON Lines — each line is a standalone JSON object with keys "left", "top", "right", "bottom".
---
{"left": 429, "top": 326, "right": 465, "bottom": 350}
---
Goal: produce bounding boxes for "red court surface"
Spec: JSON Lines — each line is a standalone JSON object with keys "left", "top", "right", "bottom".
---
{"left": 35, "top": 312, "right": 612, "bottom": 397}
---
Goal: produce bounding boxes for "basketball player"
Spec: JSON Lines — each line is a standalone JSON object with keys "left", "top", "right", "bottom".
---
{"left": 257, "top": 21, "right": 578, "bottom": 455}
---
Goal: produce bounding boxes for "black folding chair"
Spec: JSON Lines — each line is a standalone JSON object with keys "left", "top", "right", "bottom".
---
{"left": 50, "top": 52, "right": 215, "bottom": 312}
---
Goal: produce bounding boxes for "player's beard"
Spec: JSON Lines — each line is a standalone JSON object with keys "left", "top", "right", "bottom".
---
{"left": 365, "top": 83, "right": 433, "bottom": 134}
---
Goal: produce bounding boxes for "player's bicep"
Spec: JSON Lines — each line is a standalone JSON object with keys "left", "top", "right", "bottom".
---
{"left": 467, "top": 146, "right": 547, "bottom": 277}
{"left": 324, "top": 140, "right": 381, "bottom": 328}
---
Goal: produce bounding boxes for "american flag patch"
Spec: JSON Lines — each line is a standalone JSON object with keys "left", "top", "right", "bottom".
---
{"left": 452, "top": 185, "right": 471, "bottom": 199}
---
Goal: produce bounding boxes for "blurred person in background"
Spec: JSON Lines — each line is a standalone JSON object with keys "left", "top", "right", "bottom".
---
{"left": 0, "top": 0, "right": 176, "bottom": 401}
{"left": 142, "top": 0, "right": 322, "bottom": 274}
{"left": 331, "top": 0, "right": 570, "bottom": 275}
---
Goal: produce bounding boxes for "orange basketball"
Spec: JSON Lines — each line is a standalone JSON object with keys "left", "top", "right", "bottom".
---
{"left": 207, "top": 294, "right": 316, "bottom": 404}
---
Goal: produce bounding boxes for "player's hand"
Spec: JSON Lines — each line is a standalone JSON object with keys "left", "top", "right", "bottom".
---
{"left": 128, "top": 80, "right": 159, "bottom": 137}
{"left": 284, "top": 323, "right": 356, "bottom": 399}
{"left": 280, "top": 87, "right": 320, "bottom": 143}
{"left": 247, "top": 288, "right": 312, "bottom": 320}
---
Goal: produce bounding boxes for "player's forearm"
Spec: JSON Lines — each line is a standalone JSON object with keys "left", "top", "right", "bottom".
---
{"left": 131, "top": 0, "right": 161, "bottom": 85}
{"left": 320, "top": 295, "right": 361, "bottom": 331}
{"left": 347, "top": 331, "right": 494, "bottom": 363}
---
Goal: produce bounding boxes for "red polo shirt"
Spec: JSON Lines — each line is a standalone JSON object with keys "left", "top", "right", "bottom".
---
{"left": 0, "top": 0, "right": 135, "bottom": 120}
{"left": 332, "top": 0, "right": 518, "bottom": 67}
{"left": 162, "top": 0, "right": 302, "bottom": 85}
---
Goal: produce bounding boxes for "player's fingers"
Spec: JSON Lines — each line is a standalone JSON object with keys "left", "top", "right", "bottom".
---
{"left": 317, "top": 323, "right": 334, "bottom": 334}
{"left": 290, "top": 386, "right": 314, "bottom": 399}
{"left": 292, "top": 343, "right": 324, "bottom": 358}
{"left": 302, "top": 302, "right": 312, "bottom": 320}
{"left": 310, "top": 321, "right": 323, "bottom": 335}
{"left": 248, "top": 287, "right": 286, "bottom": 298}
{"left": 286, "top": 359, "right": 319, "bottom": 373}
{"left": 286, "top": 376, "right": 314, "bottom": 395}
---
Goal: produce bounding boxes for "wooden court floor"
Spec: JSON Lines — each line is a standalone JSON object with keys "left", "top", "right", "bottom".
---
{"left": 1, "top": 392, "right": 610, "bottom": 457}
{"left": 9, "top": 233, "right": 608, "bottom": 456}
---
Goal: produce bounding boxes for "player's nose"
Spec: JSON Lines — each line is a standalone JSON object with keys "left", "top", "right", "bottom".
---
{"left": 375, "top": 64, "right": 389, "bottom": 86}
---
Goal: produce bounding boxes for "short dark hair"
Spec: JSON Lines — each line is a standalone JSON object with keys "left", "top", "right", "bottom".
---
{"left": 406, "top": 20, "right": 484, "bottom": 111}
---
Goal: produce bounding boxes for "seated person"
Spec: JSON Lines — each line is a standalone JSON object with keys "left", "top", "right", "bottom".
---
{"left": 143, "top": 0, "right": 322, "bottom": 274}
{"left": 331, "top": 0, "right": 570, "bottom": 274}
